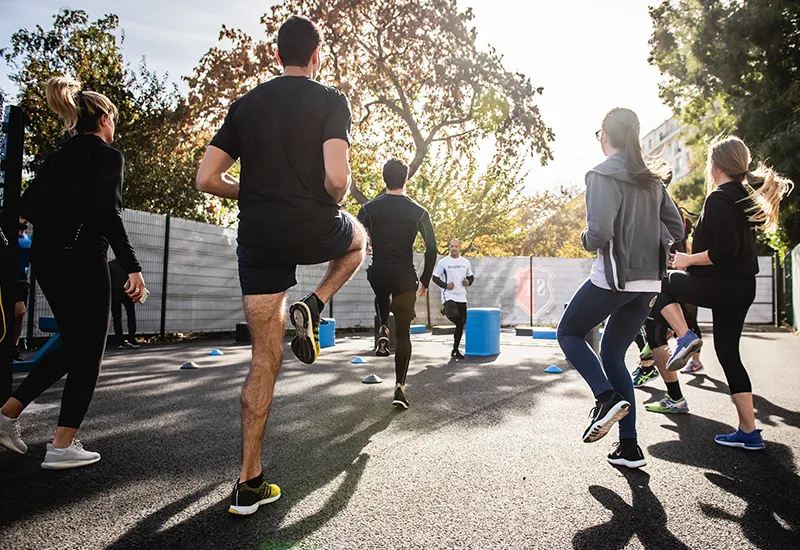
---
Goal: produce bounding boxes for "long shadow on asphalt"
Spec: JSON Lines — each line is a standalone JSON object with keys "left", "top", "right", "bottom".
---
{"left": 1, "top": 340, "right": 569, "bottom": 549}
{"left": 647, "top": 412, "right": 800, "bottom": 550}
{"left": 572, "top": 467, "right": 691, "bottom": 550}
{"left": 685, "top": 374, "right": 800, "bottom": 429}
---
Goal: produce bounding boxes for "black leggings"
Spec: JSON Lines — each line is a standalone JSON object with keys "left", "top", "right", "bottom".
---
{"left": 645, "top": 301, "right": 701, "bottom": 349}
{"left": 656, "top": 271, "right": 756, "bottom": 394}
{"left": 445, "top": 300, "right": 467, "bottom": 351}
{"left": 112, "top": 290, "right": 137, "bottom": 344}
{"left": 368, "top": 265, "right": 417, "bottom": 385}
{"left": 13, "top": 252, "right": 111, "bottom": 428}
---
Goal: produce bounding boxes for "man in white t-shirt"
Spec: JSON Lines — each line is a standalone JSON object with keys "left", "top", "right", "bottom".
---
{"left": 432, "top": 239, "right": 474, "bottom": 359}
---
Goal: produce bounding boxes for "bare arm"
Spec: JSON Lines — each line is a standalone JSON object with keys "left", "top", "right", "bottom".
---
{"left": 323, "top": 138, "right": 351, "bottom": 204}
{"left": 671, "top": 250, "right": 713, "bottom": 269}
{"left": 196, "top": 146, "right": 239, "bottom": 200}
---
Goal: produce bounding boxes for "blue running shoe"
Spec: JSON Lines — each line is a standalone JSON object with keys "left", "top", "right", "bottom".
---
{"left": 666, "top": 330, "right": 703, "bottom": 372}
{"left": 715, "top": 429, "right": 765, "bottom": 450}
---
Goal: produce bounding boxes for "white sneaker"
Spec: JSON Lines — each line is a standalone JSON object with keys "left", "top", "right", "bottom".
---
{"left": 41, "top": 440, "right": 101, "bottom": 470}
{"left": 0, "top": 414, "right": 28, "bottom": 454}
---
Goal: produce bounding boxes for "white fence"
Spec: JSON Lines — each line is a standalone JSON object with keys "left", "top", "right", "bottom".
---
{"left": 26, "top": 209, "right": 774, "bottom": 337}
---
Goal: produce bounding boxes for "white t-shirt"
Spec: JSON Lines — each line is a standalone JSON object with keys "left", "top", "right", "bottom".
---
{"left": 590, "top": 241, "right": 661, "bottom": 293}
{"left": 433, "top": 256, "right": 474, "bottom": 303}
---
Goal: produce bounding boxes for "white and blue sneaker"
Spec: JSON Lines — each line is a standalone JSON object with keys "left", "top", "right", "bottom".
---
{"left": 666, "top": 330, "right": 703, "bottom": 372}
{"left": 715, "top": 429, "right": 765, "bottom": 450}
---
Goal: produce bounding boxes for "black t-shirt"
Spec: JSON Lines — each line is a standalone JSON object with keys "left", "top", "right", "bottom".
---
{"left": 210, "top": 76, "right": 352, "bottom": 250}
{"left": 689, "top": 181, "right": 759, "bottom": 278}
{"left": 357, "top": 194, "right": 438, "bottom": 288}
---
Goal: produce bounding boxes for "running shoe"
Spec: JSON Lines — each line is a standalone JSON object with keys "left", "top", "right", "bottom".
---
{"left": 451, "top": 349, "right": 465, "bottom": 360}
{"left": 607, "top": 442, "right": 647, "bottom": 468}
{"left": 41, "top": 440, "right": 100, "bottom": 470}
{"left": 639, "top": 343, "right": 653, "bottom": 362}
{"left": 583, "top": 392, "right": 630, "bottom": 443}
{"left": 229, "top": 479, "right": 281, "bottom": 515}
{"left": 392, "top": 387, "right": 409, "bottom": 410}
{"left": 714, "top": 429, "right": 765, "bottom": 450}
{"left": 0, "top": 414, "right": 27, "bottom": 454}
{"left": 289, "top": 294, "right": 321, "bottom": 365}
{"left": 666, "top": 330, "right": 703, "bottom": 372}
{"left": 376, "top": 325, "right": 390, "bottom": 357}
{"left": 645, "top": 394, "right": 690, "bottom": 414}
{"left": 681, "top": 359, "right": 704, "bottom": 374}
{"left": 124, "top": 341, "right": 140, "bottom": 349}
{"left": 632, "top": 365, "right": 660, "bottom": 388}
{"left": 13, "top": 349, "right": 23, "bottom": 362}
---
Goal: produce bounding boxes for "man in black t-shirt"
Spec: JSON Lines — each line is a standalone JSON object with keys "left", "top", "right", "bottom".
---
{"left": 196, "top": 15, "right": 366, "bottom": 517}
{"left": 357, "top": 160, "right": 438, "bottom": 409}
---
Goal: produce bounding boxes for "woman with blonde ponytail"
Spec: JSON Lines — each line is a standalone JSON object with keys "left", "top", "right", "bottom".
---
{"left": 655, "top": 136, "right": 793, "bottom": 450}
{"left": 0, "top": 76, "right": 146, "bottom": 469}
{"left": 557, "top": 107, "right": 685, "bottom": 469}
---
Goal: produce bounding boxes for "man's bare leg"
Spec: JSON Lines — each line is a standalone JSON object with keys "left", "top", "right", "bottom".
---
{"left": 652, "top": 346, "right": 678, "bottom": 384}
{"left": 240, "top": 293, "right": 286, "bottom": 483}
{"left": 314, "top": 214, "right": 367, "bottom": 304}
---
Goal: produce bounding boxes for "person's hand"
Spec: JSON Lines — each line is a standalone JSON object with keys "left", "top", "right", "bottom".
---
{"left": 418, "top": 284, "right": 428, "bottom": 297}
{"left": 126, "top": 272, "right": 146, "bottom": 301}
{"left": 447, "top": 282, "right": 455, "bottom": 290}
{"left": 462, "top": 278, "right": 470, "bottom": 287}
{"left": 669, "top": 252, "right": 692, "bottom": 270}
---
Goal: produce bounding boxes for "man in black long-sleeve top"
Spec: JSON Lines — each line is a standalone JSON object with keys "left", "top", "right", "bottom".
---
{"left": 357, "top": 159, "right": 438, "bottom": 409}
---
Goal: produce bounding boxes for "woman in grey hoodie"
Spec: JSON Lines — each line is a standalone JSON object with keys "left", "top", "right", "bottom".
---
{"left": 557, "top": 107, "right": 684, "bottom": 469}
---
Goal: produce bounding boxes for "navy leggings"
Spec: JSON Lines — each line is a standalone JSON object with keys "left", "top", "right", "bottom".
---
{"left": 558, "top": 279, "right": 656, "bottom": 440}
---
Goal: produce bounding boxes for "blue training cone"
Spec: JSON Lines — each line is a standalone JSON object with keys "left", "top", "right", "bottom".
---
{"left": 544, "top": 365, "right": 563, "bottom": 374}
{"left": 210, "top": 349, "right": 224, "bottom": 356}
{"left": 352, "top": 356, "right": 367, "bottom": 364}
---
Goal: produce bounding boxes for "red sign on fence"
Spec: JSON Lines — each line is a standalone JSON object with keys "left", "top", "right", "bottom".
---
{"left": 514, "top": 265, "right": 555, "bottom": 322}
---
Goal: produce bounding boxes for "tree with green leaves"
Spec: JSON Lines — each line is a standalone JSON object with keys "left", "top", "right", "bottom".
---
{"left": 1, "top": 9, "right": 209, "bottom": 221}
{"left": 186, "top": 0, "right": 554, "bottom": 203}
{"left": 649, "top": 0, "right": 800, "bottom": 251}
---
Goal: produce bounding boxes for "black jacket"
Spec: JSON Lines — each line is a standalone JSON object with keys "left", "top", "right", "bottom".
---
{"left": 19, "top": 134, "right": 141, "bottom": 274}
{"left": 689, "top": 181, "right": 759, "bottom": 278}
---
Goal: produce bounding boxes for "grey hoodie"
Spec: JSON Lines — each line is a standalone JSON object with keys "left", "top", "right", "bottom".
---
{"left": 581, "top": 152, "right": 684, "bottom": 291}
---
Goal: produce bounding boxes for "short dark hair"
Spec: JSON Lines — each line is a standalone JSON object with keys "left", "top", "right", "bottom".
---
{"left": 383, "top": 159, "right": 408, "bottom": 190}
{"left": 277, "top": 16, "right": 321, "bottom": 68}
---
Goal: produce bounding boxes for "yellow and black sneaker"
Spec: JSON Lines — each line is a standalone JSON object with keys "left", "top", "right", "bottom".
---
{"left": 229, "top": 479, "right": 281, "bottom": 516}
{"left": 289, "top": 294, "right": 322, "bottom": 364}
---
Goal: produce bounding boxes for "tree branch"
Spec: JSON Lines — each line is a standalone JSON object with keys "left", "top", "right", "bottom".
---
{"left": 430, "top": 128, "right": 477, "bottom": 142}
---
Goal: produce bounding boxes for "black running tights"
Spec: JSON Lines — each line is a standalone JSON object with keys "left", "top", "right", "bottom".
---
{"left": 445, "top": 300, "right": 467, "bottom": 351}
{"left": 13, "top": 252, "right": 111, "bottom": 428}
{"left": 656, "top": 271, "right": 755, "bottom": 395}
{"left": 375, "top": 290, "right": 416, "bottom": 385}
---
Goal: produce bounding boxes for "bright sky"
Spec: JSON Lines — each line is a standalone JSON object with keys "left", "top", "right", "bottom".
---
{"left": 0, "top": 0, "right": 672, "bottom": 193}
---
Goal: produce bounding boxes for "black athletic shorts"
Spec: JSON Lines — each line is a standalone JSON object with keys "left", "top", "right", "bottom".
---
{"left": 238, "top": 211, "right": 355, "bottom": 295}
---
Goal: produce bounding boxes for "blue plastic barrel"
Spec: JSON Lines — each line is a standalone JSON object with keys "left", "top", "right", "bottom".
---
{"left": 319, "top": 318, "right": 336, "bottom": 348}
{"left": 465, "top": 308, "right": 501, "bottom": 356}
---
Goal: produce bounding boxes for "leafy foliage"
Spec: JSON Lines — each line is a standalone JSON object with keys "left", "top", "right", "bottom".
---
{"left": 649, "top": 0, "right": 800, "bottom": 249}
{"left": 1, "top": 9, "right": 209, "bottom": 221}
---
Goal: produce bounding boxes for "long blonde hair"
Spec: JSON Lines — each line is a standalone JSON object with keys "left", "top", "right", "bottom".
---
{"left": 45, "top": 76, "right": 118, "bottom": 134}
{"left": 602, "top": 108, "right": 672, "bottom": 189}
{"left": 707, "top": 136, "right": 794, "bottom": 232}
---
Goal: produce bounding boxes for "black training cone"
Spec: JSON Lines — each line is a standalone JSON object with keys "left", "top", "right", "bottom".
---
{"left": 362, "top": 374, "right": 383, "bottom": 384}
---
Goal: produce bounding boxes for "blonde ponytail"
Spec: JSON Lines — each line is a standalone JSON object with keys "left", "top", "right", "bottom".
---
{"left": 743, "top": 163, "right": 794, "bottom": 232}
{"left": 44, "top": 75, "right": 118, "bottom": 134}
{"left": 45, "top": 76, "right": 82, "bottom": 132}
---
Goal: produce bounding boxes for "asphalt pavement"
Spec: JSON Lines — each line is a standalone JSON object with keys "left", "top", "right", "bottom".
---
{"left": 1, "top": 327, "right": 799, "bottom": 549}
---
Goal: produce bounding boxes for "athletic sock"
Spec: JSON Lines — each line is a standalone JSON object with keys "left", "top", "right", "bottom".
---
{"left": 666, "top": 381, "right": 683, "bottom": 401}
{"left": 244, "top": 473, "right": 264, "bottom": 488}
{"left": 597, "top": 390, "right": 615, "bottom": 403}
{"left": 307, "top": 293, "right": 325, "bottom": 313}
{"left": 640, "top": 364, "right": 656, "bottom": 373}
{"left": 620, "top": 437, "right": 638, "bottom": 451}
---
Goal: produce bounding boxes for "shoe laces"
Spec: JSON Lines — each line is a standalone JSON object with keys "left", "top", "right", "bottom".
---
{"left": 71, "top": 439, "right": 85, "bottom": 451}
{"left": 10, "top": 420, "right": 21, "bottom": 437}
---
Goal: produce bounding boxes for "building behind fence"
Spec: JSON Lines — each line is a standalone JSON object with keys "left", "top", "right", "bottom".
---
{"left": 24, "top": 209, "right": 776, "bottom": 338}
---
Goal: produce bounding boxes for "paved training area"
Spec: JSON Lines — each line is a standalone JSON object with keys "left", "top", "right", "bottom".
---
{"left": 1, "top": 328, "right": 799, "bottom": 549}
